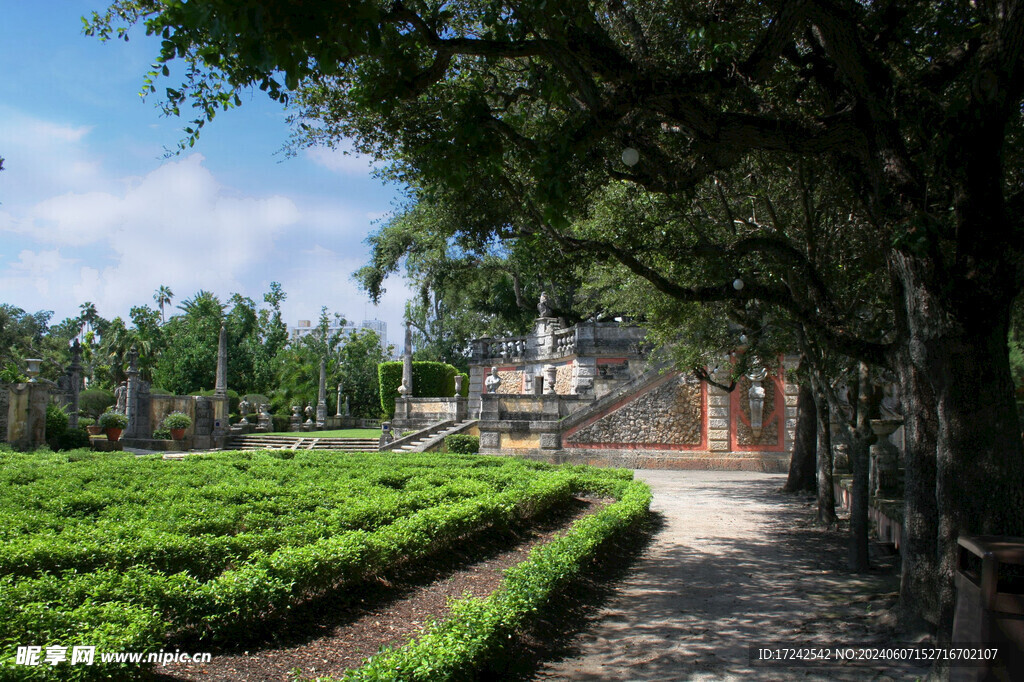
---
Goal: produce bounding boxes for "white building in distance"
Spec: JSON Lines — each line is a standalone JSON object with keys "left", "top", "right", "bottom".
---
{"left": 290, "top": 318, "right": 387, "bottom": 351}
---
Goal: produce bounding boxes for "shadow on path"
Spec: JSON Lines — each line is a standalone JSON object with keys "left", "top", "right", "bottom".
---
{"left": 524, "top": 471, "right": 926, "bottom": 681}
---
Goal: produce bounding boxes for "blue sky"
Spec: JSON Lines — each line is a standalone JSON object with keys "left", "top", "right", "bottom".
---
{"left": 0, "top": 1, "right": 412, "bottom": 350}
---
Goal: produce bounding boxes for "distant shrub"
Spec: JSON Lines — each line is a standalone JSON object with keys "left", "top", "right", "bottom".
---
{"left": 46, "top": 404, "right": 91, "bottom": 451}
{"left": 196, "top": 388, "right": 240, "bottom": 413}
{"left": 445, "top": 435, "right": 480, "bottom": 454}
{"left": 152, "top": 428, "right": 172, "bottom": 440}
{"left": 378, "top": 361, "right": 460, "bottom": 417}
{"left": 78, "top": 417, "right": 95, "bottom": 428}
{"left": 79, "top": 388, "right": 115, "bottom": 418}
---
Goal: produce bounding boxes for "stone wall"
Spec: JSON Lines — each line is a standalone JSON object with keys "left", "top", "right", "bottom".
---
{"left": 565, "top": 374, "right": 703, "bottom": 447}
{"left": 0, "top": 384, "right": 8, "bottom": 443}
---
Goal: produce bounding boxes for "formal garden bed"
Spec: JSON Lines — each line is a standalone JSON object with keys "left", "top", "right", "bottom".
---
{"left": 0, "top": 448, "right": 650, "bottom": 680}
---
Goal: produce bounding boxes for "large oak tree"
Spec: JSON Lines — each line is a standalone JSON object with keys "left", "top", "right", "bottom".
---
{"left": 89, "top": 0, "right": 1024, "bottom": 633}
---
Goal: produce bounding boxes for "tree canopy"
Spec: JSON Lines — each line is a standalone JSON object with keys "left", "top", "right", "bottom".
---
{"left": 88, "top": 0, "right": 1024, "bottom": 636}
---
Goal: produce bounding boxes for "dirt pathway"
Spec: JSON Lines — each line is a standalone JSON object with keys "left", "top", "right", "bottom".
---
{"left": 533, "top": 470, "right": 928, "bottom": 681}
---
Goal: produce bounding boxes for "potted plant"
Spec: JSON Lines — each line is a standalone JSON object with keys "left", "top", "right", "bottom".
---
{"left": 79, "top": 417, "right": 102, "bottom": 436}
{"left": 163, "top": 412, "right": 192, "bottom": 440}
{"left": 98, "top": 411, "right": 128, "bottom": 442}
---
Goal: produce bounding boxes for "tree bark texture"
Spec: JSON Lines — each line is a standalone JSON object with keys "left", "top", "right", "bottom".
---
{"left": 892, "top": 252, "right": 1024, "bottom": 634}
{"left": 845, "top": 363, "right": 876, "bottom": 572}
{"left": 784, "top": 380, "right": 818, "bottom": 494}
{"left": 894, "top": 348, "right": 939, "bottom": 633}
{"left": 811, "top": 373, "right": 837, "bottom": 526}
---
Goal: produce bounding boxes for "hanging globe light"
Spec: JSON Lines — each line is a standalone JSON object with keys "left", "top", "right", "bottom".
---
{"left": 621, "top": 147, "right": 640, "bottom": 166}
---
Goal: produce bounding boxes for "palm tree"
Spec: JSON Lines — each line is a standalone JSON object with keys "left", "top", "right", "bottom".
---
{"left": 154, "top": 286, "right": 174, "bottom": 324}
{"left": 78, "top": 301, "right": 98, "bottom": 338}
{"left": 177, "top": 290, "right": 227, "bottom": 319}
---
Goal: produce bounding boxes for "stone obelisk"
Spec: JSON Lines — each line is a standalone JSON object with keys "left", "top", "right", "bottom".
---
{"left": 67, "top": 339, "right": 82, "bottom": 429}
{"left": 399, "top": 321, "right": 413, "bottom": 396}
{"left": 212, "top": 322, "right": 229, "bottom": 442}
{"left": 316, "top": 357, "right": 327, "bottom": 428}
{"left": 215, "top": 323, "right": 228, "bottom": 397}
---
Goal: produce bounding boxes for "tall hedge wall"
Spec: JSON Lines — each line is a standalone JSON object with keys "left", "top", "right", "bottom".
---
{"left": 379, "top": 361, "right": 461, "bottom": 417}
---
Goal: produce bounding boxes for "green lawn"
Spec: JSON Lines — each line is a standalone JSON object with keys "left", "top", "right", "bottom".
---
{"left": 263, "top": 428, "right": 381, "bottom": 438}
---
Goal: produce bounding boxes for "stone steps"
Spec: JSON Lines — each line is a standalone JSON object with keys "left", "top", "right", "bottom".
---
{"left": 395, "top": 420, "right": 477, "bottom": 452}
{"left": 226, "top": 435, "right": 379, "bottom": 452}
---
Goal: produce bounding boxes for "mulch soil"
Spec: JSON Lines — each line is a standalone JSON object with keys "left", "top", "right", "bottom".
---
{"left": 149, "top": 496, "right": 610, "bottom": 681}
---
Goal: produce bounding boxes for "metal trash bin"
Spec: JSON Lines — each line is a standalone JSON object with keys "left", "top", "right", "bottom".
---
{"left": 952, "top": 535, "right": 1024, "bottom": 680}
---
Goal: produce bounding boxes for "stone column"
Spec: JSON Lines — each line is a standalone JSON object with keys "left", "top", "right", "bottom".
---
{"left": 67, "top": 339, "right": 82, "bottom": 430}
{"left": 215, "top": 323, "right": 228, "bottom": 397}
{"left": 211, "top": 323, "right": 229, "bottom": 443}
{"left": 335, "top": 383, "right": 343, "bottom": 417}
{"left": 316, "top": 358, "right": 327, "bottom": 428}
{"left": 125, "top": 346, "right": 140, "bottom": 439}
{"left": 401, "top": 321, "right": 414, "bottom": 396}
{"left": 706, "top": 362, "right": 732, "bottom": 454}
{"left": 6, "top": 382, "right": 48, "bottom": 450}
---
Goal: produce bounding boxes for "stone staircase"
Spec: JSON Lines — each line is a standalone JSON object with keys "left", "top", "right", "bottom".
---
{"left": 226, "top": 434, "right": 379, "bottom": 452}
{"left": 385, "top": 420, "right": 478, "bottom": 453}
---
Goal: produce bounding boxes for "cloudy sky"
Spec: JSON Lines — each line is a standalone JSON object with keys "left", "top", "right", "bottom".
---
{"left": 0, "top": 2, "right": 413, "bottom": 350}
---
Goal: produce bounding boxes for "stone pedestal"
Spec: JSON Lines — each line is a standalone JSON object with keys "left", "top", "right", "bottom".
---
{"left": 6, "top": 383, "right": 48, "bottom": 450}
{"left": 870, "top": 419, "right": 902, "bottom": 496}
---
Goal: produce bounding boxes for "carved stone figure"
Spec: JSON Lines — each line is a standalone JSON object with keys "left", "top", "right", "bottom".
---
{"left": 484, "top": 366, "right": 502, "bottom": 393}
{"left": 114, "top": 381, "right": 128, "bottom": 415}
{"left": 538, "top": 292, "right": 552, "bottom": 318}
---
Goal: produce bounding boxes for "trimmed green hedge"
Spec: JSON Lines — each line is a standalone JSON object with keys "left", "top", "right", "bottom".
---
{"left": 343, "top": 476, "right": 652, "bottom": 680}
{"left": 45, "top": 405, "right": 91, "bottom": 452}
{"left": 379, "top": 361, "right": 460, "bottom": 417}
{"left": 445, "top": 435, "right": 479, "bottom": 454}
{"left": 78, "top": 388, "right": 114, "bottom": 419}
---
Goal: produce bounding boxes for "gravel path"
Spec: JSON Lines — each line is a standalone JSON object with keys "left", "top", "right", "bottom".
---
{"left": 533, "top": 470, "right": 928, "bottom": 681}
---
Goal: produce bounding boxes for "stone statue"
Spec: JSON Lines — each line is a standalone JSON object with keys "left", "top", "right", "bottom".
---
{"left": 238, "top": 399, "right": 251, "bottom": 417}
{"left": 114, "top": 381, "right": 128, "bottom": 415}
{"left": 880, "top": 382, "right": 903, "bottom": 420}
{"left": 538, "top": 292, "right": 552, "bottom": 318}
{"left": 484, "top": 366, "right": 502, "bottom": 393}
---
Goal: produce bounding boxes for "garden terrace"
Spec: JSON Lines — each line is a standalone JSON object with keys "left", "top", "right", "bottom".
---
{"left": 0, "top": 448, "right": 648, "bottom": 680}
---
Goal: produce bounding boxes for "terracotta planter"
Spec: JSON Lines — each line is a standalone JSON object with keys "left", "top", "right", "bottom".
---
{"left": 105, "top": 427, "right": 123, "bottom": 442}
{"left": 86, "top": 425, "right": 103, "bottom": 436}
{"left": 169, "top": 428, "right": 186, "bottom": 440}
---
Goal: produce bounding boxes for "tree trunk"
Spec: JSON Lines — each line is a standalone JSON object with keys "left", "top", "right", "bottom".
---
{"left": 849, "top": 362, "right": 885, "bottom": 572}
{"left": 894, "top": 348, "right": 939, "bottom": 633}
{"left": 784, "top": 380, "right": 818, "bottom": 493}
{"left": 892, "top": 252, "right": 1024, "bottom": 636}
{"left": 810, "top": 372, "right": 837, "bottom": 526}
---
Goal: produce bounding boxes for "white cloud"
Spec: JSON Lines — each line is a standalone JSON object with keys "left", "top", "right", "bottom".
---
{"left": 0, "top": 108, "right": 109, "bottom": 201}
{"left": 305, "top": 141, "right": 378, "bottom": 176}
{"left": 0, "top": 154, "right": 305, "bottom": 317}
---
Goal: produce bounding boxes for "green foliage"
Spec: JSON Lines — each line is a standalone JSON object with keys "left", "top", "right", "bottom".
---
{"left": 445, "top": 435, "right": 479, "bottom": 454}
{"left": 97, "top": 412, "right": 128, "bottom": 429}
{"left": 78, "top": 388, "right": 114, "bottom": 419}
{"left": 0, "top": 363, "right": 26, "bottom": 383}
{"left": 152, "top": 428, "right": 172, "bottom": 440}
{"left": 44, "top": 404, "right": 91, "bottom": 451}
{"left": 344, "top": 476, "right": 651, "bottom": 680}
{"left": 378, "top": 361, "right": 460, "bottom": 417}
{"left": 0, "top": 450, "right": 625, "bottom": 677}
{"left": 162, "top": 412, "right": 192, "bottom": 429}
{"left": 77, "top": 417, "right": 95, "bottom": 428}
